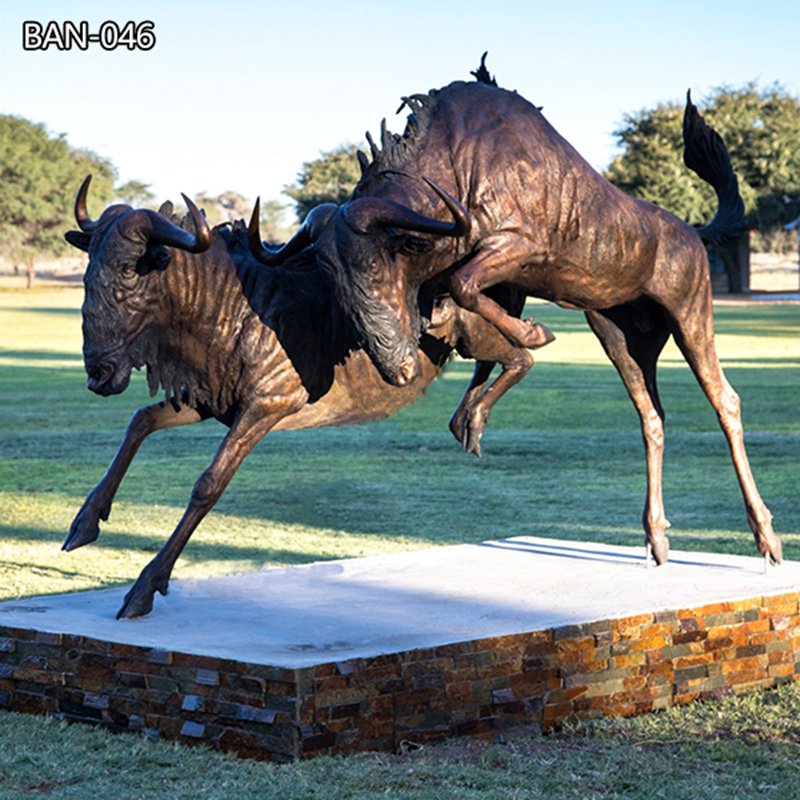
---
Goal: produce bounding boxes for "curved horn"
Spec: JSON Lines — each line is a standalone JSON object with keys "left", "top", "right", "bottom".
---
{"left": 118, "top": 194, "right": 212, "bottom": 254}
{"left": 342, "top": 178, "right": 471, "bottom": 238}
{"left": 248, "top": 199, "right": 337, "bottom": 266}
{"left": 178, "top": 194, "right": 213, "bottom": 253}
{"left": 74, "top": 175, "right": 98, "bottom": 232}
{"left": 423, "top": 177, "right": 471, "bottom": 236}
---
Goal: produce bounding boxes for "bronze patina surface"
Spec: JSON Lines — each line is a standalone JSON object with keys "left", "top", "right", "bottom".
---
{"left": 62, "top": 179, "right": 532, "bottom": 618}
{"left": 254, "top": 58, "right": 780, "bottom": 567}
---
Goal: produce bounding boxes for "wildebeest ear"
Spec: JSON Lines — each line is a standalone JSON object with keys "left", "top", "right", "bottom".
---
{"left": 65, "top": 230, "right": 92, "bottom": 252}
{"left": 136, "top": 244, "right": 172, "bottom": 275}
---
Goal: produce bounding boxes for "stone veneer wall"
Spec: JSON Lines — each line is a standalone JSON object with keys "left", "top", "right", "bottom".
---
{"left": 1, "top": 590, "right": 798, "bottom": 760}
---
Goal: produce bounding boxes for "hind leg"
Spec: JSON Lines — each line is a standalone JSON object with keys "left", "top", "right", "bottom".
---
{"left": 449, "top": 285, "right": 534, "bottom": 457}
{"left": 667, "top": 291, "right": 781, "bottom": 563}
{"left": 586, "top": 306, "right": 671, "bottom": 564}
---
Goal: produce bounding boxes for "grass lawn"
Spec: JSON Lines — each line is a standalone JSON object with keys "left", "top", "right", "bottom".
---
{"left": 0, "top": 286, "right": 798, "bottom": 798}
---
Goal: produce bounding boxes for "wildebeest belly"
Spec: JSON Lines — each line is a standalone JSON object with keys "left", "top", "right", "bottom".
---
{"left": 271, "top": 341, "right": 445, "bottom": 433}
{"left": 511, "top": 258, "right": 650, "bottom": 311}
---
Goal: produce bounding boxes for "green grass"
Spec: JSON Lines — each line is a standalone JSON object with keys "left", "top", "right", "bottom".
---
{"left": 0, "top": 287, "right": 799, "bottom": 796}
{"left": 1, "top": 681, "right": 800, "bottom": 799}
{"left": 1, "top": 290, "right": 797, "bottom": 600}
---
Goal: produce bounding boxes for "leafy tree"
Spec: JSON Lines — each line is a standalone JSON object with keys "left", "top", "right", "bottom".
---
{"left": 257, "top": 198, "right": 296, "bottom": 243}
{"left": 193, "top": 190, "right": 252, "bottom": 227}
{"left": 189, "top": 192, "right": 296, "bottom": 243}
{"left": 116, "top": 179, "right": 155, "bottom": 208}
{"left": 284, "top": 143, "right": 363, "bottom": 222}
{"left": 605, "top": 84, "right": 800, "bottom": 250}
{"left": 0, "top": 115, "right": 116, "bottom": 286}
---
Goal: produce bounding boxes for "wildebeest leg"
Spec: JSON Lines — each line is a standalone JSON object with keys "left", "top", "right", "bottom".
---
{"left": 449, "top": 284, "right": 533, "bottom": 456}
{"left": 668, "top": 294, "right": 782, "bottom": 564}
{"left": 450, "top": 351, "right": 533, "bottom": 458}
{"left": 585, "top": 307, "right": 671, "bottom": 564}
{"left": 116, "top": 402, "right": 294, "bottom": 619}
{"left": 63, "top": 402, "right": 204, "bottom": 552}
{"left": 450, "top": 360, "right": 495, "bottom": 455}
{"left": 449, "top": 236, "right": 555, "bottom": 349}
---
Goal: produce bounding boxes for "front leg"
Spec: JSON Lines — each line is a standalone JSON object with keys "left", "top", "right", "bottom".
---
{"left": 449, "top": 287, "right": 534, "bottom": 457}
{"left": 450, "top": 360, "right": 495, "bottom": 455}
{"left": 452, "top": 349, "right": 533, "bottom": 457}
{"left": 116, "top": 398, "right": 301, "bottom": 619}
{"left": 63, "top": 402, "right": 204, "bottom": 552}
{"left": 449, "top": 235, "right": 555, "bottom": 349}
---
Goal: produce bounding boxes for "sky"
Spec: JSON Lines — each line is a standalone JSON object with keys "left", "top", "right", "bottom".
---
{"left": 2, "top": 0, "right": 799, "bottom": 218}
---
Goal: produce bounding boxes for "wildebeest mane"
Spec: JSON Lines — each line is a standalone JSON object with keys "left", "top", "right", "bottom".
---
{"left": 127, "top": 203, "right": 357, "bottom": 408}
{"left": 218, "top": 221, "right": 362, "bottom": 402}
{"left": 356, "top": 53, "right": 499, "bottom": 188}
{"left": 357, "top": 96, "right": 438, "bottom": 181}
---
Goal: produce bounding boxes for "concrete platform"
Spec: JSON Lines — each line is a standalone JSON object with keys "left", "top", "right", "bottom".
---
{"left": 0, "top": 537, "right": 793, "bottom": 666}
{"left": 1, "top": 537, "right": 799, "bottom": 760}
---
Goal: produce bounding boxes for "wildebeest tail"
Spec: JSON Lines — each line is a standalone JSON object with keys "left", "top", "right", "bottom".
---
{"left": 682, "top": 90, "right": 745, "bottom": 246}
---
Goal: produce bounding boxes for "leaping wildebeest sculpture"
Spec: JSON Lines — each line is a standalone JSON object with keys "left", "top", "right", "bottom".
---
{"left": 62, "top": 178, "right": 533, "bottom": 618}
{"left": 254, "top": 57, "right": 782, "bottom": 567}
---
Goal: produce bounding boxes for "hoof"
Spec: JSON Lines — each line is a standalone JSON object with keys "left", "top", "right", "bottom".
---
{"left": 62, "top": 507, "right": 103, "bottom": 552}
{"left": 463, "top": 432, "right": 483, "bottom": 459}
{"left": 116, "top": 589, "right": 155, "bottom": 620}
{"left": 761, "top": 537, "right": 783, "bottom": 566}
{"left": 747, "top": 509, "right": 781, "bottom": 565}
{"left": 116, "top": 572, "right": 170, "bottom": 619}
{"left": 449, "top": 406, "right": 486, "bottom": 459}
{"left": 449, "top": 410, "right": 466, "bottom": 447}
{"left": 518, "top": 320, "right": 556, "bottom": 350}
{"left": 649, "top": 537, "right": 670, "bottom": 566}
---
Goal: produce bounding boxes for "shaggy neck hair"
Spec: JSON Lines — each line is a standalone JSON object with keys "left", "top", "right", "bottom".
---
{"left": 355, "top": 54, "right": 500, "bottom": 191}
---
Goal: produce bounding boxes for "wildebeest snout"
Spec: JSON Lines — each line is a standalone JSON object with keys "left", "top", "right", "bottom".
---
{"left": 86, "top": 362, "right": 115, "bottom": 394}
{"left": 390, "top": 350, "right": 419, "bottom": 387}
{"left": 84, "top": 358, "right": 129, "bottom": 396}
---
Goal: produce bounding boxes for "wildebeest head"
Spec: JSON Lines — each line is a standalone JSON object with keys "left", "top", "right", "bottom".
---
{"left": 249, "top": 178, "right": 470, "bottom": 386}
{"left": 65, "top": 176, "right": 211, "bottom": 396}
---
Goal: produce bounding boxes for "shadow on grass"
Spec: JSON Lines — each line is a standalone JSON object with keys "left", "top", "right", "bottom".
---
{"left": 2, "top": 301, "right": 797, "bottom": 589}
{"left": 0, "top": 349, "right": 84, "bottom": 363}
{"left": 15, "top": 306, "right": 82, "bottom": 316}
{"left": 0, "top": 558, "right": 100, "bottom": 583}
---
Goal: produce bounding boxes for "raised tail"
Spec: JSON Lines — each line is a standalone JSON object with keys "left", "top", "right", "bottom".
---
{"left": 682, "top": 90, "right": 745, "bottom": 246}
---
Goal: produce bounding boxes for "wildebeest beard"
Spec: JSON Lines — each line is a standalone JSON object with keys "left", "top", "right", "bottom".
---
{"left": 318, "top": 246, "right": 423, "bottom": 385}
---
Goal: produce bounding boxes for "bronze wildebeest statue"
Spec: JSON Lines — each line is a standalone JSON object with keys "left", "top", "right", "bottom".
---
{"left": 252, "top": 60, "right": 782, "bottom": 567}
{"left": 62, "top": 178, "right": 532, "bottom": 618}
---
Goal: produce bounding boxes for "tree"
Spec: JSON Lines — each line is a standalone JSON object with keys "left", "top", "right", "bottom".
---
{"left": 0, "top": 115, "right": 117, "bottom": 286}
{"left": 188, "top": 192, "right": 296, "bottom": 243}
{"left": 257, "top": 198, "right": 296, "bottom": 243}
{"left": 192, "top": 190, "right": 252, "bottom": 228}
{"left": 605, "top": 84, "right": 800, "bottom": 250}
{"left": 284, "top": 143, "right": 363, "bottom": 222}
{"left": 116, "top": 179, "right": 155, "bottom": 208}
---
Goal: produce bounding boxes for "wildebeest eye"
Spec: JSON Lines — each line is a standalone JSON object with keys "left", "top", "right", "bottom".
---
{"left": 369, "top": 260, "right": 380, "bottom": 276}
{"left": 399, "top": 236, "right": 434, "bottom": 256}
{"left": 113, "top": 287, "right": 126, "bottom": 302}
